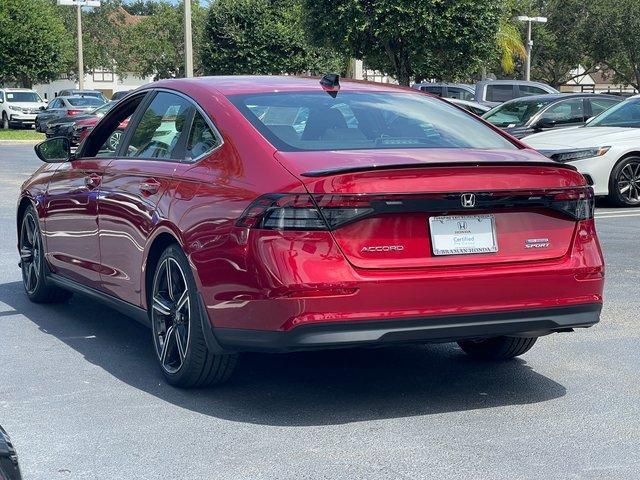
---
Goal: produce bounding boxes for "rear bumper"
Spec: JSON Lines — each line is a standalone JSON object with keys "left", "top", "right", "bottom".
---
{"left": 215, "top": 303, "right": 601, "bottom": 352}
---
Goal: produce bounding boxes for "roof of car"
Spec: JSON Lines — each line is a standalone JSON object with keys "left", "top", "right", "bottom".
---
{"left": 499, "top": 92, "right": 622, "bottom": 104}
{"left": 61, "top": 89, "right": 102, "bottom": 93}
{"left": 149, "top": 75, "right": 415, "bottom": 96}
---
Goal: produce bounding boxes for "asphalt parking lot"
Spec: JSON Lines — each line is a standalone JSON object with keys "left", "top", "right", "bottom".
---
{"left": 1, "top": 143, "right": 639, "bottom": 480}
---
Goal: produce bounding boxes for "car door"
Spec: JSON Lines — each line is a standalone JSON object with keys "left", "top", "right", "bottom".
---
{"left": 97, "top": 90, "right": 195, "bottom": 305}
{"left": 45, "top": 93, "right": 148, "bottom": 289}
{"left": 44, "top": 151, "right": 107, "bottom": 288}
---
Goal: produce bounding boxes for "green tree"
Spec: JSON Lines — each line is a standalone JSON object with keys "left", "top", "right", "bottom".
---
{"left": 119, "top": 1, "right": 206, "bottom": 79}
{"left": 303, "top": 0, "right": 503, "bottom": 85}
{"left": 200, "top": 0, "right": 346, "bottom": 77}
{"left": 56, "top": 0, "right": 129, "bottom": 78}
{"left": 496, "top": 20, "right": 526, "bottom": 75}
{"left": 0, "top": 0, "right": 71, "bottom": 87}
{"left": 586, "top": 0, "right": 640, "bottom": 90}
{"left": 525, "top": 0, "right": 593, "bottom": 88}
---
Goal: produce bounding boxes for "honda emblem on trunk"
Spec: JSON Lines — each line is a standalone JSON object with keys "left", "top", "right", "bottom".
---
{"left": 461, "top": 193, "right": 476, "bottom": 208}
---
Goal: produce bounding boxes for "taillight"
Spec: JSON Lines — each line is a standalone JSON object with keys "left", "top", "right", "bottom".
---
{"left": 550, "top": 187, "right": 594, "bottom": 220}
{"left": 67, "top": 109, "right": 82, "bottom": 116}
{"left": 236, "top": 194, "right": 373, "bottom": 230}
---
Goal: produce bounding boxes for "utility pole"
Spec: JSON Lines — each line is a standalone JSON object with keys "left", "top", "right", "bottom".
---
{"left": 76, "top": 2, "right": 84, "bottom": 89}
{"left": 184, "top": 0, "right": 194, "bottom": 77}
{"left": 516, "top": 16, "right": 547, "bottom": 81}
{"left": 57, "top": 1, "right": 101, "bottom": 89}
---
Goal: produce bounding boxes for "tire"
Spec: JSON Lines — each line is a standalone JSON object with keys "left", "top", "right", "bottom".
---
{"left": 19, "top": 206, "right": 72, "bottom": 303}
{"left": 1, "top": 113, "right": 8, "bottom": 130}
{"left": 149, "top": 244, "right": 238, "bottom": 388}
{"left": 457, "top": 336, "right": 537, "bottom": 360}
{"left": 608, "top": 156, "right": 640, "bottom": 207}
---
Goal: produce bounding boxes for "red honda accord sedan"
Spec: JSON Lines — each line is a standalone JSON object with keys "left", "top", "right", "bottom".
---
{"left": 17, "top": 76, "right": 604, "bottom": 387}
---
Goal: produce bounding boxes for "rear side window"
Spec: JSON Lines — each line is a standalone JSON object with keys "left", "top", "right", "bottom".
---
{"left": 486, "top": 85, "right": 515, "bottom": 102}
{"left": 125, "top": 92, "right": 193, "bottom": 160}
{"left": 519, "top": 85, "right": 549, "bottom": 96}
{"left": 448, "top": 87, "right": 474, "bottom": 101}
{"left": 589, "top": 98, "right": 620, "bottom": 116}
{"left": 420, "top": 86, "right": 444, "bottom": 97}
{"left": 186, "top": 112, "right": 220, "bottom": 161}
{"left": 230, "top": 91, "right": 517, "bottom": 152}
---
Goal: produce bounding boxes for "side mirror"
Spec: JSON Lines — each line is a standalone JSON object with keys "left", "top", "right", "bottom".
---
{"left": 0, "top": 98, "right": 4, "bottom": 104}
{"left": 39, "top": 106, "right": 46, "bottom": 111}
{"left": 34, "top": 137, "right": 71, "bottom": 163}
{"left": 534, "top": 117, "right": 556, "bottom": 130}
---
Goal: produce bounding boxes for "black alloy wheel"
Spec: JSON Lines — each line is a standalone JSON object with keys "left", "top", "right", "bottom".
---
{"left": 610, "top": 157, "right": 640, "bottom": 206}
{"left": 150, "top": 245, "right": 238, "bottom": 387}
{"left": 19, "top": 206, "right": 71, "bottom": 303}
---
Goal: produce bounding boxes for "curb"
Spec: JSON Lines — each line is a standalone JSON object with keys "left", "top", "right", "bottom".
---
{"left": 0, "top": 140, "right": 40, "bottom": 145}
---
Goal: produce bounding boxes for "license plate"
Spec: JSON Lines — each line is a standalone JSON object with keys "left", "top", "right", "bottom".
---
{"left": 429, "top": 214, "right": 498, "bottom": 256}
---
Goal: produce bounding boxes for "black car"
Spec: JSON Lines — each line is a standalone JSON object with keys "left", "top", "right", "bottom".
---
{"left": 111, "top": 90, "right": 131, "bottom": 101}
{"left": 482, "top": 93, "right": 622, "bottom": 138}
{"left": 0, "top": 426, "right": 22, "bottom": 480}
{"left": 35, "top": 96, "right": 105, "bottom": 132}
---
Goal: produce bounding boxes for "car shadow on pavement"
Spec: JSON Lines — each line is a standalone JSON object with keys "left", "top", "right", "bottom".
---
{"left": 0, "top": 281, "right": 566, "bottom": 426}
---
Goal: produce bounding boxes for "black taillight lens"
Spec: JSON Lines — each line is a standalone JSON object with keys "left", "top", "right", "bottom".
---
{"left": 550, "top": 187, "right": 594, "bottom": 220}
{"left": 236, "top": 194, "right": 374, "bottom": 231}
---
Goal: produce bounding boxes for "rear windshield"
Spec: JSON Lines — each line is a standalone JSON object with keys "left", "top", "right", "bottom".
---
{"left": 67, "top": 97, "right": 104, "bottom": 107}
{"left": 483, "top": 99, "right": 552, "bottom": 127}
{"left": 229, "top": 92, "right": 517, "bottom": 152}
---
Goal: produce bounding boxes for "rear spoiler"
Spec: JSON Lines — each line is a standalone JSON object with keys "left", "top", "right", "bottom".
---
{"left": 301, "top": 160, "right": 575, "bottom": 177}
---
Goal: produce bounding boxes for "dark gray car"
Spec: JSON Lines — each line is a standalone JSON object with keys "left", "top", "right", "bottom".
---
{"left": 35, "top": 96, "right": 105, "bottom": 132}
{"left": 474, "top": 80, "right": 559, "bottom": 107}
{"left": 411, "top": 82, "right": 475, "bottom": 101}
{"left": 482, "top": 93, "right": 622, "bottom": 138}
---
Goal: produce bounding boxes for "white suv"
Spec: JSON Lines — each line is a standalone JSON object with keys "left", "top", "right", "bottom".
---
{"left": 0, "top": 88, "right": 47, "bottom": 129}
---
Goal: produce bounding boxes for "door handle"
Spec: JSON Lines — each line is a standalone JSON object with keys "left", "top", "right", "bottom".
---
{"left": 140, "top": 178, "right": 161, "bottom": 195}
{"left": 85, "top": 173, "right": 101, "bottom": 189}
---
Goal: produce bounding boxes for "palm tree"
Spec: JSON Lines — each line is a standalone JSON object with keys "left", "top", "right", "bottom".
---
{"left": 496, "top": 20, "right": 527, "bottom": 74}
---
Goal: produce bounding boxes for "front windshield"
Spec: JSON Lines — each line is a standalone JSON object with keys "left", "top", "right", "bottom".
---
{"left": 67, "top": 97, "right": 105, "bottom": 107}
{"left": 483, "top": 99, "right": 552, "bottom": 127}
{"left": 230, "top": 92, "right": 517, "bottom": 152}
{"left": 5, "top": 91, "right": 42, "bottom": 103}
{"left": 587, "top": 98, "right": 640, "bottom": 128}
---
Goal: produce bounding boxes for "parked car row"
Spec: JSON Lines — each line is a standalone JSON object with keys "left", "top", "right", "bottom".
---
{"left": 431, "top": 86, "right": 636, "bottom": 207}
{"left": 412, "top": 79, "right": 559, "bottom": 106}
{"left": 0, "top": 87, "right": 131, "bottom": 130}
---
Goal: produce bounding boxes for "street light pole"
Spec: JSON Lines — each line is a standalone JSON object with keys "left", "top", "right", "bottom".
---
{"left": 516, "top": 16, "right": 547, "bottom": 82}
{"left": 57, "top": 1, "right": 101, "bottom": 89}
{"left": 184, "top": 0, "right": 193, "bottom": 77}
{"left": 76, "top": 2, "right": 84, "bottom": 89}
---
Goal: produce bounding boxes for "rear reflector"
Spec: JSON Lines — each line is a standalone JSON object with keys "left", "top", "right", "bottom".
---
{"left": 237, "top": 187, "right": 594, "bottom": 231}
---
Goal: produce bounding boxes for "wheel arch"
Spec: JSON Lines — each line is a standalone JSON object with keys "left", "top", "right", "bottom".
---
{"left": 142, "top": 227, "right": 184, "bottom": 310}
{"left": 16, "top": 195, "right": 36, "bottom": 237}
